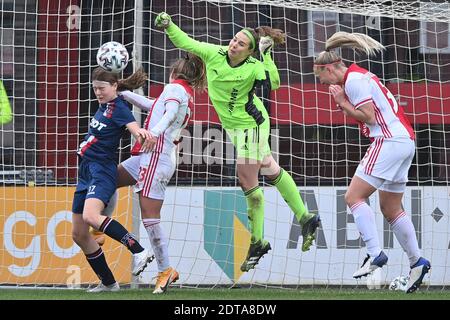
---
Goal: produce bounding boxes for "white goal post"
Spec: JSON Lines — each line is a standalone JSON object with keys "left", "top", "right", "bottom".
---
{"left": 0, "top": 0, "right": 449, "bottom": 289}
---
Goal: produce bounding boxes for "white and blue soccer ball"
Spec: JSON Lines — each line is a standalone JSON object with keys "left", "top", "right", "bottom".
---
{"left": 389, "top": 275, "right": 409, "bottom": 291}
{"left": 96, "top": 41, "right": 129, "bottom": 73}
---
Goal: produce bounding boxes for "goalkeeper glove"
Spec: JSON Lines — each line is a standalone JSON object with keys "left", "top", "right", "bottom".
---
{"left": 155, "top": 12, "right": 172, "bottom": 29}
{"left": 259, "top": 36, "right": 274, "bottom": 55}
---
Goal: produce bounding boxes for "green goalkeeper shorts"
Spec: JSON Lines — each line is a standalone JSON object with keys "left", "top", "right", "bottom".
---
{"left": 225, "top": 120, "right": 271, "bottom": 161}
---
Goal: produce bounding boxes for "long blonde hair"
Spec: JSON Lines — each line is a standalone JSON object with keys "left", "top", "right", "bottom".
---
{"left": 314, "top": 31, "right": 385, "bottom": 67}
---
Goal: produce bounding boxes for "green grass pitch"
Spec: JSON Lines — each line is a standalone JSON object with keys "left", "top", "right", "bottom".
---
{"left": 0, "top": 287, "right": 449, "bottom": 300}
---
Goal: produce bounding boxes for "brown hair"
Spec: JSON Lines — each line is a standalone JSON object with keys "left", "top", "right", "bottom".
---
{"left": 118, "top": 68, "right": 148, "bottom": 91}
{"left": 91, "top": 67, "right": 148, "bottom": 91}
{"left": 314, "top": 32, "right": 385, "bottom": 68}
{"left": 243, "top": 26, "right": 286, "bottom": 51}
{"left": 92, "top": 67, "right": 120, "bottom": 84}
{"left": 170, "top": 53, "right": 207, "bottom": 91}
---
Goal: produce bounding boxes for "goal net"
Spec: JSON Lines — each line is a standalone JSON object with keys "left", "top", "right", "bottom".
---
{"left": 0, "top": 0, "right": 449, "bottom": 289}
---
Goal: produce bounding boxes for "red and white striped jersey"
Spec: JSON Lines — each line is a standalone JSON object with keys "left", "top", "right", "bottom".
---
{"left": 343, "top": 64, "right": 414, "bottom": 140}
{"left": 132, "top": 79, "right": 192, "bottom": 156}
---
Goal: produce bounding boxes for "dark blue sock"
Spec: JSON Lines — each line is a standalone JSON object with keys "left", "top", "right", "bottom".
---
{"left": 85, "top": 248, "right": 116, "bottom": 286}
{"left": 99, "top": 217, "right": 144, "bottom": 254}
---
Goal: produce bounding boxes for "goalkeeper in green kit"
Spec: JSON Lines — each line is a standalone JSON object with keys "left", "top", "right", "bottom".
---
{"left": 155, "top": 12, "right": 321, "bottom": 272}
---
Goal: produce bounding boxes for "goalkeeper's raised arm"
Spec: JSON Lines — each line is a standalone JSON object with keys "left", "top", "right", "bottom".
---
{"left": 155, "top": 12, "right": 215, "bottom": 63}
{"left": 154, "top": 11, "right": 285, "bottom": 128}
{"left": 154, "top": 12, "right": 283, "bottom": 91}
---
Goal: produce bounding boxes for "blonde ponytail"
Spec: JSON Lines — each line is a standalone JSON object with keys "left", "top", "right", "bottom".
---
{"left": 326, "top": 31, "right": 385, "bottom": 56}
{"left": 314, "top": 31, "right": 385, "bottom": 67}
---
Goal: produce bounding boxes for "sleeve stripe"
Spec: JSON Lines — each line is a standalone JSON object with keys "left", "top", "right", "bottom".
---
{"left": 165, "top": 98, "right": 181, "bottom": 105}
{"left": 354, "top": 98, "right": 372, "bottom": 109}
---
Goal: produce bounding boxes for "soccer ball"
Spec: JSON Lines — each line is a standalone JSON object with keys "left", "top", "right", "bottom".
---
{"left": 389, "top": 275, "right": 409, "bottom": 291}
{"left": 96, "top": 41, "right": 129, "bottom": 73}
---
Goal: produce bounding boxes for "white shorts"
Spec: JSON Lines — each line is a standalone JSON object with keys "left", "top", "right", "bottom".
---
{"left": 355, "top": 137, "right": 415, "bottom": 193}
{"left": 121, "top": 152, "right": 176, "bottom": 200}
{"left": 121, "top": 155, "right": 141, "bottom": 181}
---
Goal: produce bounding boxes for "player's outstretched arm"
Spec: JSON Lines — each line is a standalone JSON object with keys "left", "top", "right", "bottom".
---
{"left": 259, "top": 36, "right": 280, "bottom": 90}
{"left": 154, "top": 12, "right": 172, "bottom": 29}
{"left": 126, "top": 122, "right": 156, "bottom": 153}
{"left": 154, "top": 12, "right": 216, "bottom": 62}
{"left": 149, "top": 100, "right": 180, "bottom": 138}
{"left": 120, "top": 90, "right": 155, "bottom": 111}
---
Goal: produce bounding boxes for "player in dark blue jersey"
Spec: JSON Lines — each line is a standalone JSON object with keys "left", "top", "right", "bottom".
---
{"left": 89, "top": 56, "right": 206, "bottom": 294}
{"left": 72, "top": 67, "right": 156, "bottom": 292}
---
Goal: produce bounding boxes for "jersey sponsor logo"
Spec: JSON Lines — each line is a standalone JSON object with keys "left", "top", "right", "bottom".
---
{"left": 90, "top": 117, "right": 107, "bottom": 131}
{"left": 228, "top": 88, "right": 239, "bottom": 114}
{"left": 103, "top": 103, "right": 115, "bottom": 118}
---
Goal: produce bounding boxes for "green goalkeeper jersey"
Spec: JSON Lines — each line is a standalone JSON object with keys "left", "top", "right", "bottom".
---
{"left": 166, "top": 23, "right": 280, "bottom": 129}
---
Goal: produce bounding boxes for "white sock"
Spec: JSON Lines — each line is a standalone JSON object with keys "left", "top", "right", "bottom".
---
{"left": 142, "top": 218, "right": 170, "bottom": 272}
{"left": 350, "top": 201, "right": 381, "bottom": 258}
{"left": 390, "top": 211, "right": 421, "bottom": 267}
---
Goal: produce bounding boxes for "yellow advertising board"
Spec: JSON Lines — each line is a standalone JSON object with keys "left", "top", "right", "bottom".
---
{"left": 0, "top": 187, "right": 133, "bottom": 286}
